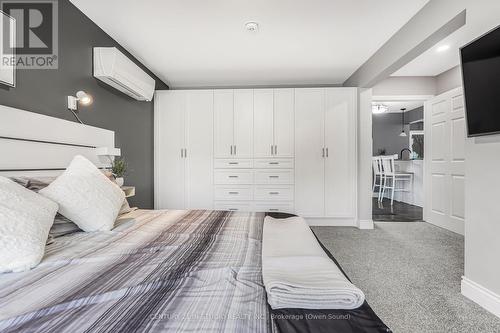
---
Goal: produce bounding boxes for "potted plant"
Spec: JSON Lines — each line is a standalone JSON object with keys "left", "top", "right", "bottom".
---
{"left": 111, "top": 158, "right": 127, "bottom": 187}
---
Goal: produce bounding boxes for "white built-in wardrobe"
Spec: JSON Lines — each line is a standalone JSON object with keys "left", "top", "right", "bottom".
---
{"left": 155, "top": 87, "right": 357, "bottom": 225}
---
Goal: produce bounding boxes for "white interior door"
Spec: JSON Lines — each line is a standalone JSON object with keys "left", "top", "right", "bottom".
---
{"left": 154, "top": 91, "right": 185, "bottom": 209}
{"left": 185, "top": 90, "right": 214, "bottom": 209}
{"left": 424, "top": 87, "right": 465, "bottom": 235}
{"left": 214, "top": 90, "right": 234, "bottom": 158}
{"left": 295, "top": 88, "right": 325, "bottom": 217}
{"left": 274, "top": 88, "right": 295, "bottom": 157}
{"left": 253, "top": 89, "right": 274, "bottom": 158}
{"left": 234, "top": 89, "right": 254, "bottom": 158}
{"left": 324, "top": 88, "right": 356, "bottom": 217}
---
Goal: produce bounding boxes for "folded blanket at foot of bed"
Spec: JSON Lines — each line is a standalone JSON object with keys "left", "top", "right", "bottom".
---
{"left": 262, "top": 216, "right": 365, "bottom": 310}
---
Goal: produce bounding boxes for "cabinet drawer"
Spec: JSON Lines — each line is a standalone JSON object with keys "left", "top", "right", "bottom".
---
{"left": 214, "top": 159, "right": 253, "bottom": 169}
{"left": 214, "top": 185, "right": 253, "bottom": 201}
{"left": 254, "top": 185, "right": 294, "bottom": 201}
{"left": 254, "top": 159, "right": 294, "bottom": 169}
{"left": 214, "top": 201, "right": 253, "bottom": 212}
{"left": 214, "top": 170, "right": 253, "bottom": 184}
{"left": 254, "top": 202, "right": 295, "bottom": 214}
{"left": 255, "top": 169, "right": 294, "bottom": 184}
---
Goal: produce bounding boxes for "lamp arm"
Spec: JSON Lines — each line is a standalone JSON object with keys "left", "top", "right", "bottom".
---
{"left": 70, "top": 109, "right": 84, "bottom": 124}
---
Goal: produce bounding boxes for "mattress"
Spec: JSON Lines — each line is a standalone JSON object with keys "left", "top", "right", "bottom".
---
{"left": 0, "top": 210, "right": 390, "bottom": 333}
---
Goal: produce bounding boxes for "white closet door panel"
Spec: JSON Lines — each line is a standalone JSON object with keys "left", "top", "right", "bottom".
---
{"left": 214, "top": 90, "right": 234, "bottom": 158}
{"left": 294, "top": 88, "right": 325, "bottom": 216}
{"left": 253, "top": 89, "right": 274, "bottom": 158}
{"left": 155, "top": 92, "right": 185, "bottom": 209}
{"left": 324, "top": 88, "right": 356, "bottom": 217}
{"left": 274, "top": 88, "right": 295, "bottom": 157}
{"left": 185, "top": 90, "right": 214, "bottom": 209}
{"left": 234, "top": 89, "right": 254, "bottom": 158}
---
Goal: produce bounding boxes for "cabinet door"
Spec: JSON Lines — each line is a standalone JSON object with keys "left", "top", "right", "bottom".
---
{"left": 324, "top": 88, "right": 356, "bottom": 217}
{"left": 185, "top": 90, "right": 214, "bottom": 209}
{"left": 253, "top": 89, "right": 274, "bottom": 158}
{"left": 274, "top": 88, "right": 294, "bottom": 157}
{"left": 154, "top": 91, "right": 185, "bottom": 209}
{"left": 233, "top": 89, "right": 254, "bottom": 158}
{"left": 214, "top": 90, "right": 234, "bottom": 158}
{"left": 294, "top": 88, "right": 325, "bottom": 216}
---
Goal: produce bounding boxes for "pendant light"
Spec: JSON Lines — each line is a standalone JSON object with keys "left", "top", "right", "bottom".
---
{"left": 399, "top": 108, "right": 407, "bottom": 137}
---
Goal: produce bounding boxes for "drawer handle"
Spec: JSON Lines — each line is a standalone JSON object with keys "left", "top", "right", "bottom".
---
{"left": 229, "top": 208, "right": 238, "bottom": 211}
{"left": 228, "top": 192, "right": 239, "bottom": 195}
{"left": 269, "top": 175, "right": 279, "bottom": 178}
{"left": 269, "top": 192, "right": 280, "bottom": 195}
{"left": 269, "top": 208, "right": 279, "bottom": 211}
{"left": 269, "top": 162, "right": 279, "bottom": 165}
{"left": 228, "top": 162, "right": 239, "bottom": 165}
{"left": 228, "top": 175, "right": 239, "bottom": 178}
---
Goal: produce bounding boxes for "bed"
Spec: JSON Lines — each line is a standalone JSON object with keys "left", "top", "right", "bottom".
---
{"left": 0, "top": 209, "right": 389, "bottom": 332}
{"left": 0, "top": 106, "right": 390, "bottom": 332}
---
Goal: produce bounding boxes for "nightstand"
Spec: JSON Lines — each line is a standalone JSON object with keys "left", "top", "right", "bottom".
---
{"left": 121, "top": 186, "right": 136, "bottom": 198}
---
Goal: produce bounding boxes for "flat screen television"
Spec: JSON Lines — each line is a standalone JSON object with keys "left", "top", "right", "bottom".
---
{"left": 461, "top": 25, "right": 500, "bottom": 137}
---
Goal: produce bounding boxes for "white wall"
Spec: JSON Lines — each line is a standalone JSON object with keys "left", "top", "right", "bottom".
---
{"left": 463, "top": 136, "right": 500, "bottom": 315}
{"left": 372, "top": 76, "right": 436, "bottom": 96}
{"left": 358, "top": 89, "right": 374, "bottom": 229}
{"left": 436, "top": 66, "right": 462, "bottom": 95}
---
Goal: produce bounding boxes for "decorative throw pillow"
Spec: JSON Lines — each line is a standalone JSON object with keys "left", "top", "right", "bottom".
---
{"left": 10, "top": 177, "right": 82, "bottom": 238}
{"left": 39, "top": 155, "right": 125, "bottom": 232}
{"left": 0, "top": 177, "right": 58, "bottom": 273}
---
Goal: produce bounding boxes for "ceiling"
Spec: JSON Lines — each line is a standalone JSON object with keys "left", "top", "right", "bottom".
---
{"left": 372, "top": 101, "right": 424, "bottom": 113}
{"left": 393, "top": 1, "right": 500, "bottom": 77}
{"left": 70, "top": 0, "right": 429, "bottom": 88}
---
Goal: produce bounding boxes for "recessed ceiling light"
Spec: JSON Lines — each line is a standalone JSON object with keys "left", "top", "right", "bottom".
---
{"left": 245, "top": 21, "right": 259, "bottom": 33}
{"left": 436, "top": 45, "right": 450, "bottom": 53}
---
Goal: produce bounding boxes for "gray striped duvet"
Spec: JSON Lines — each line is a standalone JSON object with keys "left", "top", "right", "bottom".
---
{"left": 0, "top": 210, "right": 273, "bottom": 333}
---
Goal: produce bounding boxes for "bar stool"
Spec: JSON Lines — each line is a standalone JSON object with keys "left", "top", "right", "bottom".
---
{"left": 372, "top": 156, "right": 384, "bottom": 201}
{"left": 380, "top": 155, "right": 414, "bottom": 206}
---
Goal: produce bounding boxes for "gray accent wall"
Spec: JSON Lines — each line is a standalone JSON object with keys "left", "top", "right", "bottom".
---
{"left": 0, "top": 0, "right": 168, "bottom": 208}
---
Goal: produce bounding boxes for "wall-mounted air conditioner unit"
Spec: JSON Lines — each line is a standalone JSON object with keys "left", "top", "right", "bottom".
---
{"left": 93, "top": 47, "right": 155, "bottom": 101}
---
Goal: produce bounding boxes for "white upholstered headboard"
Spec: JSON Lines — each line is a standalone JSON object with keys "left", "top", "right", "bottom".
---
{"left": 0, "top": 104, "right": 117, "bottom": 177}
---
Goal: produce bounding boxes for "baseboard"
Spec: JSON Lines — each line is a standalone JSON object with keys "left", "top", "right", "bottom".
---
{"left": 461, "top": 276, "right": 500, "bottom": 318}
{"left": 305, "top": 217, "right": 357, "bottom": 227}
{"left": 358, "top": 219, "right": 374, "bottom": 229}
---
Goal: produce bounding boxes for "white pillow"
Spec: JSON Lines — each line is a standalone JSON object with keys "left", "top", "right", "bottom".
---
{"left": 0, "top": 177, "right": 58, "bottom": 273}
{"left": 39, "top": 155, "right": 125, "bottom": 232}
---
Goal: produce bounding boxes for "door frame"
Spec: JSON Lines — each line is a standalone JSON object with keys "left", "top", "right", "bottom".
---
{"left": 368, "top": 94, "right": 434, "bottom": 224}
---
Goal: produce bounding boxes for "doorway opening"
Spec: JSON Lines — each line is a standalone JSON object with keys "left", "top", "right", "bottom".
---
{"left": 371, "top": 97, "right": 427, "bottom": 222}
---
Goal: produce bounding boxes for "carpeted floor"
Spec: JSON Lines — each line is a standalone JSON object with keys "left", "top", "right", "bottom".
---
{"left": 312, "top": 222, "right": 500, "bottom": 333}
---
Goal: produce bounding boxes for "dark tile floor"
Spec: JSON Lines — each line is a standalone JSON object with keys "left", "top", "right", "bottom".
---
{"left": 372, "top": 198, "right": 423, "bottom": 222}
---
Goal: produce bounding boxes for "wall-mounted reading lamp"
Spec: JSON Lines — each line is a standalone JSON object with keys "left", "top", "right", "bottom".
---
{"left": 67, "top": 91, "right": 93, "bottom": 124}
